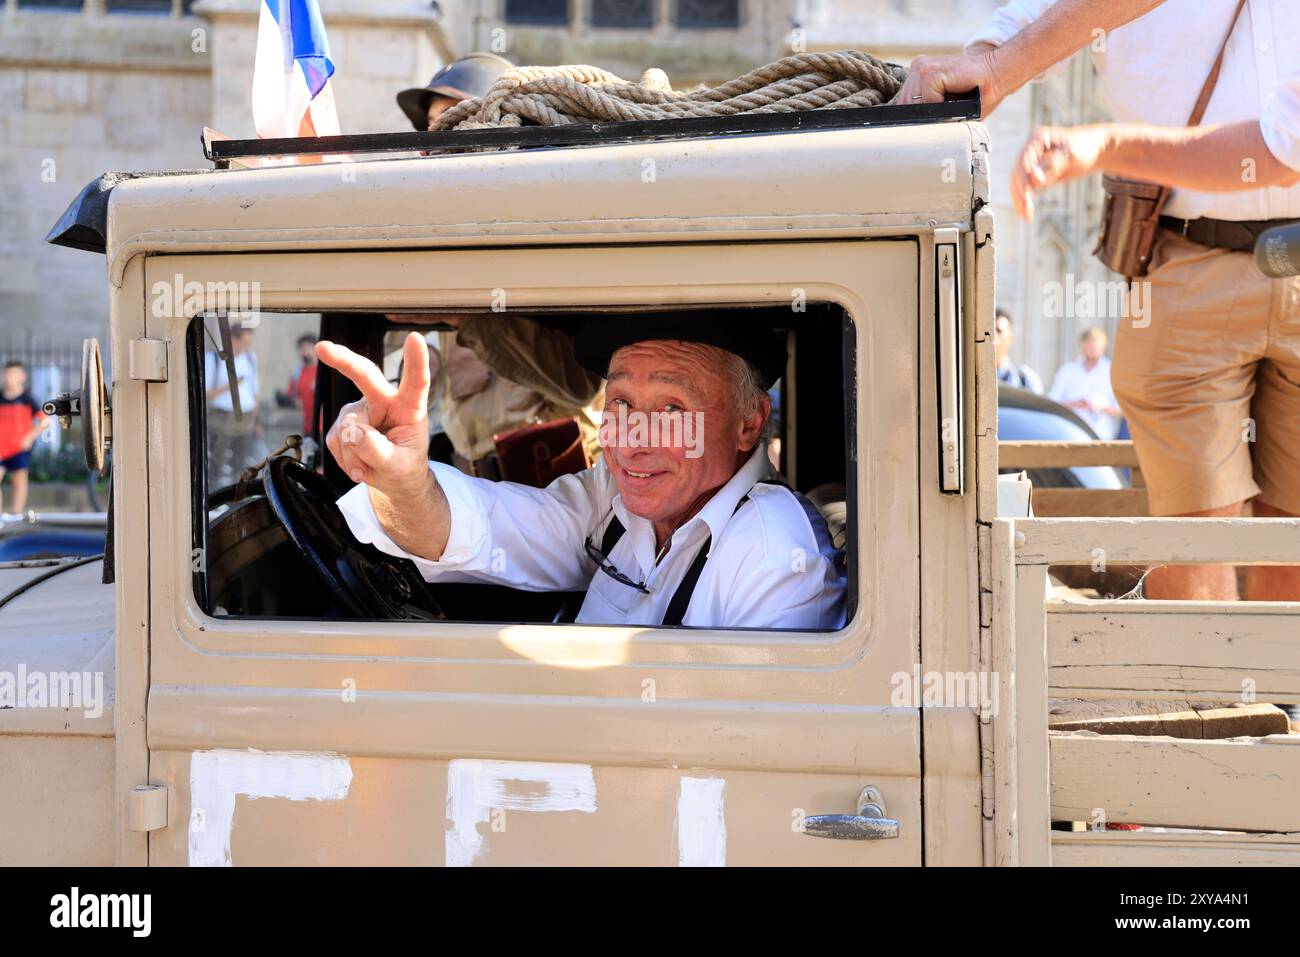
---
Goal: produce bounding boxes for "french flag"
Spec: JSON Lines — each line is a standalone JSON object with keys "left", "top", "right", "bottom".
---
{"left": 252, "top": 0, "right": 340, "bottom": 141}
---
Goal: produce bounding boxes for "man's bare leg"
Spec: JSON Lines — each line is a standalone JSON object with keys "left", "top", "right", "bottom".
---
{"left": 8, "top": 469, "right": 28, "bottom": 514}
{"left": 1143, "top": 501, "right": 1243, "bottom": 600}
{"left": 0, "top": 467, "right": 8, "bottom": 514}
{"left": 1244, "top": 501, "right": 1300, "bottom": 601}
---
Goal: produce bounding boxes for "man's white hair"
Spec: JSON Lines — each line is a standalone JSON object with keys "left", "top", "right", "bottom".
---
{"left": 718, "top": 348, "right": 774, "bottom": 444}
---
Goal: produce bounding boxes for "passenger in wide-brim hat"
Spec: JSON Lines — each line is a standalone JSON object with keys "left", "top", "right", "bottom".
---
{"left": 396, "top": 52, "right": 514, "bottom": 131}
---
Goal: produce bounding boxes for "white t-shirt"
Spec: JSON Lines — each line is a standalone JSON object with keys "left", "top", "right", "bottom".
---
{"left": 1048, "top": 356, "right": 1121, "bottom": 440}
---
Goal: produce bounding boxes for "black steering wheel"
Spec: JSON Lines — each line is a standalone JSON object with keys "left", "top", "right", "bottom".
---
{"left": 261, "top": 456, "right": 445, "bottom": 621}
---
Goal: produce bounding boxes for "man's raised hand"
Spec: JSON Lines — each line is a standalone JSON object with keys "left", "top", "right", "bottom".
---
{"left": 316, "top": 331, "right": 433, "bottom": 498}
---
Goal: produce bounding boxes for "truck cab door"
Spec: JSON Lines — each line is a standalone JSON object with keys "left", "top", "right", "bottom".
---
{"left": 142, "top": 239, "right": 924, "bottom": 866}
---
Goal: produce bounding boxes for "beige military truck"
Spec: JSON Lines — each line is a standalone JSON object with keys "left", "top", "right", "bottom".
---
{"left": 4, "top": 95, "right": 1297, "bottom": 867}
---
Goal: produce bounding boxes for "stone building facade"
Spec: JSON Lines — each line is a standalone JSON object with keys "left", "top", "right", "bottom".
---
{"left": 0, "top": 0, "right": 451, "bottom": 359}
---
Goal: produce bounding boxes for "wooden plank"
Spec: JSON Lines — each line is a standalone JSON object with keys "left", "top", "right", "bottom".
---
{"left": 1053, "top": 830, "right": 1300, "bottom": 866}
{"left": 1032, "top": 488, "right": 1149, "bottom": 518}
{"left": 990, "top": 520, "right": 1018, "bottom": 866}
{"left": 1016, "top": 517, "right": 1300, "bottom": 565}
{"left": 1016, "top": 562, "right": 1052, "bottom": 866}
{"left": 999, "top": 440, "right": 1140, "bottom": 469}
{"left": 1048, "top": 700, "right": 1290, "bottom": 738}
{"left": 1047, "top": 606, "right": 1300, "bottom": 701}
{"left": 1051, "top": 732, "right": 1300, "bottom": 832}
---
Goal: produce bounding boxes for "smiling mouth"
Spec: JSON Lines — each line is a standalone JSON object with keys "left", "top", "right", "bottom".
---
{"left": 620, "top": 463, "right": 667, "bottom": 480}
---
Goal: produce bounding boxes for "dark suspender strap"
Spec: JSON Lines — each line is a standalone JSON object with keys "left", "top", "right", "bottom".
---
{"left": 600, "top": 515, "right": 625, "bottom": 555}
{"left": 662, "top": 534, "right": 711, "bottom": 627}
{"left": 661, "top": 480, "right": 785, "bottom": 626}
{"left": 599, "top": 478, "right": 786, "bottom": 627}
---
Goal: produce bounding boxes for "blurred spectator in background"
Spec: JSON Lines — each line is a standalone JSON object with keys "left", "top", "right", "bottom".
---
{"left": 285, "top": 333, "right": 318, "bottom": 436}
{"left": 0, "top": 361, "right": 48, "bottom": 514}
{"left": 1049, "top": 327, "right": 1122, "bottom": 440}
{"left": 994, "top": 307, "right": 1044, "bottom": 394}
{"left": 205, "top": 324, "right": 263, "bottom": 485}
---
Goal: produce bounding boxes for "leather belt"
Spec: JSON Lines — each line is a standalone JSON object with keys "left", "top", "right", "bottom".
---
{"left": 452, "top": 452, "right": 501, "bottom": 480}
{"left": 1159, "top": 215, "right": 1300, "bottom": 254}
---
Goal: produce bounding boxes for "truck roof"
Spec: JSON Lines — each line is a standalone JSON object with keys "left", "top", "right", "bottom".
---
{"left": 48, "top": 105, "right": 988, "bottom": 286}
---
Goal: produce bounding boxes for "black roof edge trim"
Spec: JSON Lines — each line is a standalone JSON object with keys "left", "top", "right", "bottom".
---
{"left": 45, "top": 174, "right": 117, "bottom": 255}
{"left": 207, "top": 90, "right": 981, "bottom": 163}
{"left": 46, "top": 169, "right": 214, "bottom": 256}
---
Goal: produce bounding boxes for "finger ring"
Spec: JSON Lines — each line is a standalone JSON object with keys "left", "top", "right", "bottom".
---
{"left": 912, "top": 95, "right": 924, "bottom": 101}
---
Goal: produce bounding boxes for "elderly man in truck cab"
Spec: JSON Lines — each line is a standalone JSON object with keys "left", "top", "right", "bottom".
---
{"left": 317, "top": 317, "right": 846, "bottom": 630}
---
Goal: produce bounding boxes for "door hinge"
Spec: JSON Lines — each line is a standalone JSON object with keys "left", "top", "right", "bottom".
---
{"left": 128, "top": 784, "right": 168, "bottom": 832}
{"left": 129, "top": 338, "right": 168, "bottom": 382}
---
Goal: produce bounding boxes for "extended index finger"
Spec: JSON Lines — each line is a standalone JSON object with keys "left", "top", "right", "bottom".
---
{"left": 316, "top": 340, "right": 396, "bottom": 405}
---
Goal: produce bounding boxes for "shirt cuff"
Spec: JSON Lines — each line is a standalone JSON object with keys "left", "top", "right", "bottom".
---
{"left": 965, "top": 3, "right": 1031, "bottom": 50}
{"left": 334, "top": 461, "right": 491, "bottom": 577}
{"left": 964, "top": 26, "right": 1013, "bottom": 51}
{"left": 1260, "top": 79, "right": 1300, "bottom": 173}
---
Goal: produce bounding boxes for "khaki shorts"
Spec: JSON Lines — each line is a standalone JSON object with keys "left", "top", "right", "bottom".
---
{"left": 1111, "top": 228, "right": 1300, "bottom": 516}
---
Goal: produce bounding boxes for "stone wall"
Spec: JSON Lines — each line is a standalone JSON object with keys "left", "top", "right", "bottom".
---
{"left": 0, "top": 5, "right": 210, "bottom": 350}
{"left": 0, "top": 0, "right": 447, "bottom": 355}
{"left": 463, "top": 0, "right": 797, "bottom": 86}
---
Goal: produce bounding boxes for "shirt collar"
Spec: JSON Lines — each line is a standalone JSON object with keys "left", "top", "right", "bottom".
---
{"left": 677, "top": 445, "right": 774, "bottom": 544}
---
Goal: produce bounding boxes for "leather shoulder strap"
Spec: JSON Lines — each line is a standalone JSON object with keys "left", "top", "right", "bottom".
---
{"left": 1142, "top": 0, "right": 1248, "bottom": 225}
{"left": 1187, "top": 0, "right": 1248, "bottom": 127}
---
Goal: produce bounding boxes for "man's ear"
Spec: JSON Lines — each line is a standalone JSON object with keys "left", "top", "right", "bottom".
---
{"left": 738, "top": 393, "right": 771, "bottom": 452}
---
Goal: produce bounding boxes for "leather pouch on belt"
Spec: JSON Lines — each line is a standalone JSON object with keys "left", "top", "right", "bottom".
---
{"left": 1094, "top": 174, "right": 1169, "bottom": 280}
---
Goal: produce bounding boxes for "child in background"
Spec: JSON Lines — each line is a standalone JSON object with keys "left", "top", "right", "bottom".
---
{"left": 0, "top": 361, "right": 48, "bottom": 514}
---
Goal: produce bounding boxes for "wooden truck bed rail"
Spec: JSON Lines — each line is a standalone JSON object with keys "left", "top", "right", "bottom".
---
{"left": 999, "top": 440, "right": 1147, "bottom": 517}
{"left": 991, "top": 516, "right": 1300, "bottom": 866}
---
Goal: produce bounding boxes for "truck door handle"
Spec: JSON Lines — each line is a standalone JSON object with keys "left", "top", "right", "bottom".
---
{"left": 802, "top": 786, "right": 900, "bottom": 841}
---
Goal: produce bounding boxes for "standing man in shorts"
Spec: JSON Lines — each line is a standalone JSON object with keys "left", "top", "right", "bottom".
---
{"left": 900, "top": 0, "right": 1300, "bottom": 599}
{"left": 0, "top": 361, "right": 48, "bottom": 515}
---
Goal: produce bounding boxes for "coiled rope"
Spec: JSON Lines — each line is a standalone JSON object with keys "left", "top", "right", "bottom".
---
{"left": 433, "top": 50, "right": 907, "bottom": 131}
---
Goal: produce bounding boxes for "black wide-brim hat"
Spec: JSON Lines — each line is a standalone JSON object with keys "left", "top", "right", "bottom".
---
{"left": 396, "top": 52, "right": 514, "bottom": 130}
{"left": 574, "top": 313, "right": 788, "bottom": 389}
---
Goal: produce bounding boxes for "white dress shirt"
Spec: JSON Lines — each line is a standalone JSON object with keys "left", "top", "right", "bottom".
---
{"left": 968, "top": 0, "right": 1300, "bottom": 219}
{"left": 336, "top": 445, "right": 847, "bottom": 630}
{"left": 1048, "top": 355, "right": 1121, "bottom": 440}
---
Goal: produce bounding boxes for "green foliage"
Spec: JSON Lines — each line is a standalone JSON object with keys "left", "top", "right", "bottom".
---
{"left": 29, "top": 443, "right": 85, "bottom": 483}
